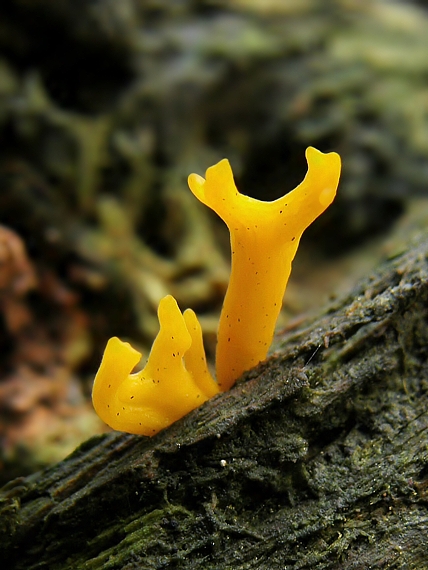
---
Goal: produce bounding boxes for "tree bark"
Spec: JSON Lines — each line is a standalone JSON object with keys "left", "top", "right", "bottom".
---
{"left": 1, "top": 233, "right": 428, "bottom": 570}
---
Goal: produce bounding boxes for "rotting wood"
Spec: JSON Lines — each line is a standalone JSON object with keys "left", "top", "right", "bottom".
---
{"left": 1, "top": 234, "right": 428, "bottom": 569}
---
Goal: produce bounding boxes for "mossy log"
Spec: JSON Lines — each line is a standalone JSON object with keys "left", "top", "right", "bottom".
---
{"left": 1, "top": 234, "right": 428, "bottom": 570}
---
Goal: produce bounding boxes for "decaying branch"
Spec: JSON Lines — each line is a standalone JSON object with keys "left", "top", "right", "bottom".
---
{"left": 1, "top": 233, "right": 428, "bottom": 569}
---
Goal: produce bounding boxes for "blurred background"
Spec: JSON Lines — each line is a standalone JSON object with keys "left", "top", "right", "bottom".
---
{"left": 0, "top": 0, "right": 428, "bottom": 483}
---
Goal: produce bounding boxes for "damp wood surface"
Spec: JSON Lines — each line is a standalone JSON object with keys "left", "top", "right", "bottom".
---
{"left": 1, "top": 231, "right": 428, "bottom": 569}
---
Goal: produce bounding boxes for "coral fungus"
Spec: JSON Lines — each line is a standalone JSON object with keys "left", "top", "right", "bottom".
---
{"left": 92, "top": 147, "right": 341, "bottom": 434}
{"left": 188, "top": 147, "right": 341, "bottom": 390}
{"left": 92, "top": 295, "right": 219, "bottom": 435}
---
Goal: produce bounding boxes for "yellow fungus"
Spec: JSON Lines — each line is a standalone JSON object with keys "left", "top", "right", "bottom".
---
{"left": 92, "top": 294, "right": 219, "bottom": 435}
{"left": 188, "top": 146, "right": 341, "bottom": 390}
{"left": 92, "top": 146, "right": 341, "bottom": 435}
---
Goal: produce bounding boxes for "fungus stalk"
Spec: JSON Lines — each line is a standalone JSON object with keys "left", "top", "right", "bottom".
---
{"left": 188, "top": 147, "right": 341, "bottom": 390}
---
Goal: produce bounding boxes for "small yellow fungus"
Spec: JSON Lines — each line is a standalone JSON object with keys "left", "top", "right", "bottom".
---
{"left": 188, "top": 147, "right": 341, "bottom": 390}
{"left": 92, "top": 294, "right": 219, "bottom": 435}
{"left": 92, "top": 146, "right": 341, "bottom": 435}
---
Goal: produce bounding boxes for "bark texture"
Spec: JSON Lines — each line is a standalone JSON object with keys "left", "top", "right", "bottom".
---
{"left": 1, "top": 234, "right": 428, "bottom": 569}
